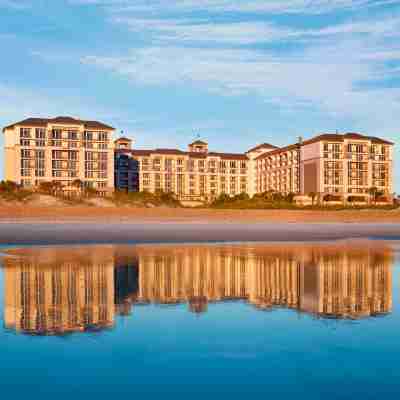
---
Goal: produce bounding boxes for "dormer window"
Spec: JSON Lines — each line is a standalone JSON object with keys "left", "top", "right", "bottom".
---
{"left": 188, "top": 139, "right": 208, "bottom": 153}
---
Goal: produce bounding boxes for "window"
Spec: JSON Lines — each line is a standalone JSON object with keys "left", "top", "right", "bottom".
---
{"left": 83, "top": 131, "right": 93, "bottom": 140}
{"left": 35, "top": 128, "right": 46, "bottom": 139}
{"left": 21, "top": 159, "right": 30, "bottom": 169}
{"left": 51, "top": 129, "right": 62, "bottom": 140}
{"left": 21, "top": 149, "right": 31, "bottom": 158}
{"left": 67, "top": 151, "right": 78, "bottom": 160}
{"left": 99, "top": 162, "right": 108, "bottom": 171}
{"left": 20, "top": 139, "right": 30, "bottom": 146}
{"left": 84, "top": 141, "right": 93, "bottom": 148}
{"left": 85, "top": 151, "right": 94, "bottom": 161}
{"left": 52, "top": 150, "right": 63, "bottom": 159}
{"left": 165, "top": 159, "right": 173, "bottom": 169}
{"left": 67, "top": 161, "right": 77, "bottom": 170}
{"left": 98, "top": 132, "right": 108, "bottom": 141}
{"left": 20, "top": 128, "right": 31, "bottom": 138}
{"left": 68, "top": 131, "right": 78, "bottom": 140}
{"left": 35, "top": 159, "right": 45, "bottom": 169}
{"left": 52, "top": 160, "right": 63, "bottom": 169}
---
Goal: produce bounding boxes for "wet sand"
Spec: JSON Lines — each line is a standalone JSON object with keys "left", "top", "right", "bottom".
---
{"left": 0, "top": 222, "right": 399, "bottom": 245}
{"left": 1, "top": 206, "right": 400, "bottom": 223}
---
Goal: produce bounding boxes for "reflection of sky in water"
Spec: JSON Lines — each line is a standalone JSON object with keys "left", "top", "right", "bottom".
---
{"left": 0, "top": 242, "right": 399, "bottom": 399}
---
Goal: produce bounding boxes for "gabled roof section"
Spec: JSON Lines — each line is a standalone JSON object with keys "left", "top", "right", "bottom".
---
{"left": 190, "top": 140, "right": 208, "bottom": 146}
{"left": 246, "top": 143, "right": 278, "bottom": 153}
{"left": 115, "top": 137, "right": 132, "bottom": 142}
{"left": 255, "top": 144, "right": 300, "bottom": 160}
{"left": 116, "top": 148, "right": 249, "bottom": 160}
{"left": 302, "top": 132, "right": 394, "bottom": 146}
{"left": 209, "top": 152, "right": 248, "bottom": 160}
{"left": 3, "top": 116, "right": 114, "bottom": 132}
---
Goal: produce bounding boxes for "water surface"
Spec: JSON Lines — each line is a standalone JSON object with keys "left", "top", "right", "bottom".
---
{"left": 0, "top": 241, "right": 399, "bottom": 399}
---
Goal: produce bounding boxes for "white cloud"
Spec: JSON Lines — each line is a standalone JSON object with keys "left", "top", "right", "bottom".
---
{"left": 80, "top": 39, "right": 400, "bottom": 128}
{"left": 70, "top": 0, "right": 396, "bottom": 15}
{"left": 109, "top": 14, "right": 400, "bottom": 45}
{"left": 0, "top": 0, "right": 31, "bottom": 10}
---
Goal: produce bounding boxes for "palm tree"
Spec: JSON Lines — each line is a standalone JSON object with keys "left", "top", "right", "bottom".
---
{"left": 308, "top": 192, "right": 317, "bottom": 206}
{"left": 71, "top": 179, "right": 83, "bottom": 190}
{"left": 368, "top": 186, "right": 378, "bottom": 204}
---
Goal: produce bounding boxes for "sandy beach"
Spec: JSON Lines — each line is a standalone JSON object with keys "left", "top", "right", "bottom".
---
{"left": 0, "top": 205, "right": 400, "bottom": 223}
{"left": 0, "top": 206, "right": 399, "bottom": 245}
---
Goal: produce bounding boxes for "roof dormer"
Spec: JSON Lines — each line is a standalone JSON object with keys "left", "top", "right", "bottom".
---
{"left": 115, "top": 137, "right": 133, "bottom": 150}
{"left": 188, "top": 140, "right": 208, "bottom": 153}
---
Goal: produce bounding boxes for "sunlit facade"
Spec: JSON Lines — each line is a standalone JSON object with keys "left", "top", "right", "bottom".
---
{"left": 114, "top": 138, "right": 276, "bottom": 202}
{"left": 115, "top": 132, "right": 394, "bottom": 203}
{"left": 2, "top": 116, "right": 115, "bottom": 195}
{"left": 257, "top": 133, "right": 394, "bottom": 202}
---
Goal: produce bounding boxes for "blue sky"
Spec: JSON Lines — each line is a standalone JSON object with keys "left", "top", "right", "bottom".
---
{"left": 1, "top": 0, "right": 400, "bottom": 189}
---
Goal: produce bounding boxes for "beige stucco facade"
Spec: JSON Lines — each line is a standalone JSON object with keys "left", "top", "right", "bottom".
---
{"left": 257, "top": 133, "right": 394, "bottom": 202}
{"left": 3, "top": 116, "right": 115, "bottom": 195}
{"left": 115, "top": 140, "right": 277, "bottom": 202}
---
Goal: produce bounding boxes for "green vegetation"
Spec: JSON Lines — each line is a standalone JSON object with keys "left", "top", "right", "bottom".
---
{"left": 210, "top": 191, "right": 297, "bottom": 209}
{"left": 0, "top": 180, "right": 33, "bottom": 202}
{"left": 113, "top": 190, "right": 181, "bottom": 207}
{"left": 0, "top": 180, "right": 396, "bottom": 210}
{"left": 210, "top": 190, "right": 397, "bottom": 210}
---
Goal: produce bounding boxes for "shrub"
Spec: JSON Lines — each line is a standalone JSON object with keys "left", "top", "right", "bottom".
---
{"left": 0, "top": 180, "right": 32, "bottom": 202}
{"left": 347, "top": 196, "right": 367, "bottom": 203}
{"left": 323, "top": 194, "right": 342, "bottom": 202}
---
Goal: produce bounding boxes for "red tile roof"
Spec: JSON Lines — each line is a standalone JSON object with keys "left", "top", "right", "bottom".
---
{"left": 302, "top": 133, "right": 394, "bottom": 146}
{"left": 189, "top": 140, "right": 208, "bottom": 146}
{"left": 256, "top": 132, "right": 394, "bottom": 160}
{"left": 3, "top": 116, "right": 114, "bottom": 132}
{"left": 256, "top": 143, "right": 300, "bottom": 160}
{"left": 246, "top": 143, "right": 278, "bottom": 153}
{"left": 116, "top": 148, "right": 249, "bottom": 160}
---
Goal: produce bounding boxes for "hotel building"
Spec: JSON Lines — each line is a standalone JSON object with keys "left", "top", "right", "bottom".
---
{"left": 114, "top": 137, "right": 276, "bottom": 202}
{"left": 2, "top": 116, "right": 115, "bottom": 195}
{"left": 257, "top": 133, "right": 394, "bottom": 202}
{"left": 114, "top": 132, "right": 393, "bottom": 203}
{"left": 2, "top": 117, "right": 394, "bottom": 202}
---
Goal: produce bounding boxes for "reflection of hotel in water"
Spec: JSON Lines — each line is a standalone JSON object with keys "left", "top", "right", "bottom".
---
{"left": 2, "top": 243, "right": 393, "bottom": 335}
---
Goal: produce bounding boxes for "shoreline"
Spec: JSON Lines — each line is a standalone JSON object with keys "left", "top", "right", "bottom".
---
{"left": 0, "top": 222, "right": 399, "bottom": 245}
{"left": 1, "top": 206, "right": 400, "bottom": 224}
